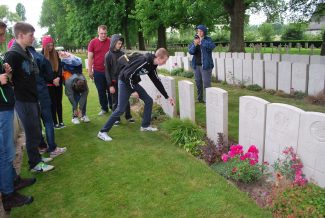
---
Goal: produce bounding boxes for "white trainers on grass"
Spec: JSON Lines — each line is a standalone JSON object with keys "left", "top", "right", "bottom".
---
{"left": 140, "top": 126, "right": 158, "bottom": 132}
{"left": 81, "top": 115, "right": 90, "bottom": 122}
{"left": 50, "top": 147, "right": 67, "bottom": 158}
{"left": 98, "top": 110, "right": 107, "bottom": 116}
{"left": 41, "top": 157, "right": 53, "bottom": 163}
{"left": 31, "top": 162, "right": 54, "bottom": 173}
{"left": 72, "top": 117, "right": 80, "bottom": 124}
{"left": 97, "top": 131, "right": 112, "bottom": 141}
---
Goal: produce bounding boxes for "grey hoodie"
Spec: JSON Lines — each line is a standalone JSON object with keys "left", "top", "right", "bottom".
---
{"left": 104, "top": 34, "right": 124, "bottom": 87}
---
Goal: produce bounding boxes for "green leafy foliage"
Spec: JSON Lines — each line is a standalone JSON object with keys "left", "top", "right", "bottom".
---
{"left": 170, "top": 68, "right": 183, "bottom": 76}
{"left": 281, "top": 23, "right": 308, "bottom": 40}
{"left": 258, "top": 23, "right": 275, "bottom": 41}
{"left": 161, "top": 119, "right": 204, "bottom": 156}
{"left": 246, "top": 84, "right": 262, "bottom": 91}
{"left": 272, "top": 184, "right": 325, "bottom": 217}
{"left": 212, "top": 158, "right": 266, "bottom": 183}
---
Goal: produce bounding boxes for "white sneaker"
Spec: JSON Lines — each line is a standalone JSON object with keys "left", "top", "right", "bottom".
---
{"left": 41, "top": 157, "right": 53, "bottom": 163}
{"left": 98, "top": 110, "right": 107, "bottom": 116}
{"left": 31, "top": 162, "right": 55, "bottom": 173}
{"left": 113, "top": 120, "right": 120, "bottom": 126}
{"left": 97, "top": 131, "right": 112, "bottom": 141}
{"left": 140, "top": 126, "right": 158, "bottom": 132}
{"left": 71, "top": 117, "right": 80, "bottom": 124}
{"left": 81, "top": 115, "right": 90, "bottom": 122}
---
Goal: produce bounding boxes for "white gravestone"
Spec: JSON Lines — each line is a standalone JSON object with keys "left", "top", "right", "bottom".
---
{"left": 85, "top": 58, "right": 88, "bottom": 70}
{"left": 243, "top": 59, "right": 253, "bottom": 85}
{"left": 253, "top": 60, "right": 265, "bottom": 88}
{"left": 264, "top": 103, "right": 304, "bottom": 165}
{"left": 278, "top": 62, "right": 292, "bottom": 94}
{"left": 238, "top": 52, "right": 245, "bottom": 59}
{"left": 310, "top": 55, "right": 325, "bottom": 64}
{"left": 281, "top": 54, "right": 292, "bottom": 62}
{"left": 139, "top": 75, "right": 159, "bottom": 101}
{"left": 234, "top": 59, "right": 243, "bottom": 85}
{"left": 225, "top": 58, "right": 234, "bottom": 84}
{"left": 212, "top": 52, "right": 219, "bottom": 59}
{"left": 178, "top": 80, "right": 195, "bottom": 122}
{"left": 245, "top": 53, "right": 252, "bottom": 60}
{"left": 212, "top": 58, "right": 217, "bottom": 79}
{"left": 308, "top": 64, "right": 325, "bottom": 96}
{"left": 292, "top": 54, "right": 310, "bottom": 64}
{"left": 297, "top": 112, "right": 325, "bottom": 188}
{"left": 156, "top": 75, "right": 177, "bottom": 118}
{"left": 216, "top": 58, "right": 225, "bottom": 82}
{"left": 226, "top": 52, "right": 232, "bottom": 58}
{"left": 206, "top": 87, "right": 228, "bottom": 144}
{"left": 182, "top": 57, "right": 192, "bottom": 72}
{"left": 292, "top": 63, "right": 308, "bottom": 93}
{"left": 254, "top": 53, "right": 262, "bottom": 60}
{"left": 232, "top": 52, "right": 238, "bottom": 59}
{"left": 271, "top": 54, "right": 281, "bottom": 62}
{"left": 175, "top": 52, "right": 185, "bottom": 57}
{"left": 263, "top": 53, "right": 272, "bottom": 61}
{"left": 219, "top": 52, "right": 226, "bottom": 59}
{"left": 264, "top": 61, "right": 278, "bottom": 90}
{"left": 239, "top": 96, "right": 269, "bottom": 163}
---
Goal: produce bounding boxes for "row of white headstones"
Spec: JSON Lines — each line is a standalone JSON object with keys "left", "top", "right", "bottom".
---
{"left": 139, "top": 74, "right": 325, "bottom": 188}
{"left": 159, "top": 52, "right": 325, "bottom": 96}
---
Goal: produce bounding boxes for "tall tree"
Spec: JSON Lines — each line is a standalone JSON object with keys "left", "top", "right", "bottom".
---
{"left": 16, "top": 3, "right": 26, "bottom": 21}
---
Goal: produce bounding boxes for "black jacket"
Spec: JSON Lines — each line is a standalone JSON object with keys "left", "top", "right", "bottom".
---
{"left": 118, "top": 53, "right": 169, "bottom": 99}
{"left": 0, "top": 55, "right": 15, "bottom": 111}
{"left": 104, "top": 34, "right": 124, "bottom": 87}
{"left": 4, "top": 41, "right": 39, "bottom": 102}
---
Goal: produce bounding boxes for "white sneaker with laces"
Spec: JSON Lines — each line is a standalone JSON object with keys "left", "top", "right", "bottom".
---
{"left": 81, "top": 115, "right": 90, "bottom": 122}
{"left": 31, "top": 162, "right": 55, "bottom": 173}
{"left": 41, "top": 157, "right": 53, "bottom": 163}
{"left": 97, "top": 131, "right": 112, "bottom": 141}
{"left": 140, "top": 126, "right": 158, "bottom": 132}
{"left": 71, "top": 117, "right": 80, "bottom": 124}
{"left": 98, "top": 110, "right": 107, "bottom": 116}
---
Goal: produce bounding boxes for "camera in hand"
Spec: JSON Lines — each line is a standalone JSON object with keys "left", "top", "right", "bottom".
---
{"left": 194, "top": 34, "right": 199, "bottom": 39}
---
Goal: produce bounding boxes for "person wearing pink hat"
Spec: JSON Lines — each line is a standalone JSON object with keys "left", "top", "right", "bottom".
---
{"left": 42, "top": 35, "right": 65, "bottom": 129}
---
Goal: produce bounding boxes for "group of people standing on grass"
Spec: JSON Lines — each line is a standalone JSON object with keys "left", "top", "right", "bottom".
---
{"left": 0, "top": 21, "right": 213, "bottom": 212}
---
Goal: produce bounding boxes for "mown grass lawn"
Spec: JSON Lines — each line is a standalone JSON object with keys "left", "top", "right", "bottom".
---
{"left": 11, "top": 73, "right": 272, "bottom": 217}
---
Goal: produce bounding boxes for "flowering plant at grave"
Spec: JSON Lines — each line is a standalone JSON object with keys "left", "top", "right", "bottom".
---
{"left": 272, "top": 146, "right": 308, "bottom": 186}
{"left": 216, "top": 144, "right": 268, "bottom": 183}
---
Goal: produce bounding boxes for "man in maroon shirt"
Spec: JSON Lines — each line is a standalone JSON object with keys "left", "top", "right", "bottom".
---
{"left": 87, "top": 25, "right": 112, "bottom": 115}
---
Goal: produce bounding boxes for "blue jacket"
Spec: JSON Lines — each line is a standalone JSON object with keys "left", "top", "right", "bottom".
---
{"left": 28, "top": 47, "right": 54, "bottom": 108}
{"left": 188, "top": 25, "right": 216, "bottom": 70}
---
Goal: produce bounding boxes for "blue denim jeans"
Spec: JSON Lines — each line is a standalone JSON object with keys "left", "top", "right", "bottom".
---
{"left": 40, "top": 104, "right": 57, "bottom": 152}
{"left": 0, "top": 110, "right": 16, "bottom": 194}
{"left": 73, "top": 93, "right": 87, "bottom": 116}
{"left": 111, "top": 82, "right": 132, "bottom": 121}
{"left": 15, "top": 101, "right": 42, "bottom": 169}
{"left": 194, "top": 66, "right": 212, "bottom": 101}
{"left": 100, "top": 80, "right": 152, "bottom": 133}
{"left": 94, "top": 71, "right": 112, "bottom": 112}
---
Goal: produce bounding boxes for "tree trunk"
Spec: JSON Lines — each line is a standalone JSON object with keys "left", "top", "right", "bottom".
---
{"left": 138, "top": 31, "right": 146, "bottom": 50}
{"left": 157, "top": 24, "right": 167, "bottom": 49}
{"left": 321, "top": 31, "right": 325, "bottom": 56}
{"left": 227, "top": 0, "right": 245, "bottom": 52}
{"left": 122, "top": 17, "right": 131, "bottom": 50}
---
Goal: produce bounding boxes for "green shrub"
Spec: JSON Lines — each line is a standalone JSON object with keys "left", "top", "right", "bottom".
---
{"left": 170, "top": 68, "right": 183, "bottom": 76}
{"left": 158, "top": 68, "right": 170, "bottom": 75}
{"left": 181, "top": 70, "right": 194, "bottom": 78}
{"left": 258, "top": 23, "right": 275, "bottom": 41}
{"left": 281, "top": 23, "right": 307, "bottom": 40}
{"left": 246, "top": 84, "right": 262, "bottom": 91}
{"left": 151, "top": 103, "right": 168, "bottom": 122}
{"left": 293, "top": 91, "right": 306, "bottom": 99}
{"left": 161, "top": 119, "right": 205, "bottom": 156}
{"left": 272, "top": 183, "right": 325, "bottom": 217}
